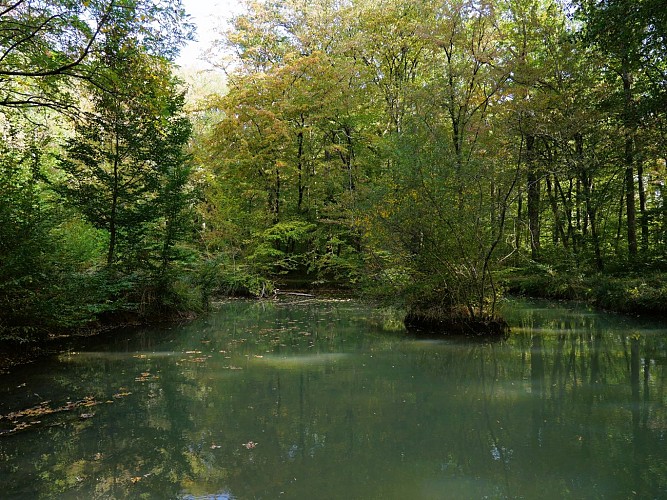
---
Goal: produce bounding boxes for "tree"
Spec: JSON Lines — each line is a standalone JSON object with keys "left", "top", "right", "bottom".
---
{"left": 574, "top": 0, "right": 664, "bottom": 262}
{"left": 366, "top": 0, "right": 516, "bottom": 324}
{"left": 0, "top": 0, "right": 192, "bottom": 113}
{"left": 58, "top": 39, "right": 192, "bottom": 269}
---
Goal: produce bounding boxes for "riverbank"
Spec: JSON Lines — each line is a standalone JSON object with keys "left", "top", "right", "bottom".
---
{"left": 0, "top": 310, "right": 198, "bottom": 373}
{"left": 0, "top": 288, "right": 347, "bottom": 372}
{"left": 2, "top": 273, "right": 664, "bottom": 373}
{"left": 503, "top": 269, "right": 667, "bottom": 318}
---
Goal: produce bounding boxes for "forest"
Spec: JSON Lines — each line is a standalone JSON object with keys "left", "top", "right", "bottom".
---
{"left": 1, "top": 0, "right": 666, "bottom": 347}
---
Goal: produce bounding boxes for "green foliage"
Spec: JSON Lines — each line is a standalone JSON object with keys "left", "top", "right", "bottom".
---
{"left": 57, "top": 43, "right": 193, "bottom": 268}
{"left": 194, "top": 256, "right": 274, "bottom": 299}
{"left": 0, "top": 0, "right": 193, "bottom": 113}
{"left": 0, "top": 131, "right": 71, "bottom": 340}
{"left": 503, "top": 265, "right": 667, "bottom": 317}
{"left": 0, "top": 3, "right": 196, "bottom": 343}
{"left": 4, "top": 0, "right": 667, "bottom": 346}
{"left": 307, "top": 228, "right": 364, "bottom": 284}
{"left": 243, "top": 220, "right": 364, "bottom": 284}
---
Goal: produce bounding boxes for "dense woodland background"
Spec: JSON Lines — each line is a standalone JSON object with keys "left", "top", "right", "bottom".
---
{"left": 1, "top": 0, "right": 666, "bottom": 343}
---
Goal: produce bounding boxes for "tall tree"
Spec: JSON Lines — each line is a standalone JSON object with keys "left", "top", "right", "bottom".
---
{"left": 58, "top": 39, "right": 191, "bottom": 268}
{"left": 575, "top": 0, "right": 655, "bottom": 261}
{"left": 0, "top": 0, "right": 192, "bottom": 113}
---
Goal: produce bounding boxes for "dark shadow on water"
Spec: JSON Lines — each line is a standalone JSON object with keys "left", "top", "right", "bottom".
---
{"left": 404, "top": 327, "right": 509, "bottom": 343}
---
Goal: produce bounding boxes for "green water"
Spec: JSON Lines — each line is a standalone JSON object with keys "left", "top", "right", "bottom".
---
{"left": 1, "top": 298, "right": 667, "bottom": 499}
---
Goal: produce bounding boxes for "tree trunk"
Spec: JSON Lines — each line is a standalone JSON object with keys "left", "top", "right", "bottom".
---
{"left": 625, "top": 161, "right": 637, "bottom": 257}
{"left": 663, "top": 159, "right": 667, "bottom": 247}
{"left": 576, "top": 134, "right": 603, "bottom": 271}
{"left": 526, "top": 135, "right": 540, "bottom": 260}
{"left": 108, "top": 193, "right": 117, "bottom": 265}
{"left": 616, "top": 191, "right": 624, "bottom": 254}
{"left": 107, "top": 135, "right": 120, "bottom": 265}
{"left": 272, "top": 166, "right": 281, "bottom": 223}
{"left": 515, "top": 188, "right": 522, "bottom": 254}
{"left": 546, "top": 174, "right": 567, "bottom": 247}
{"left": 297, "top": 125, "right": 304, "bottom": 212}
{"left": 635, "top": 140, "right": 648, "bottom": 253}
{"left": 622, "top": 61, "right": 638, "bottom": 258}
{"left": 345, "top": 125, "right": 355, "bottom": 192}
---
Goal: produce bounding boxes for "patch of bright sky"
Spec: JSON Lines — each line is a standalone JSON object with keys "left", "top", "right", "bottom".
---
{"left": 176, "top": 0, "right": 244, "bottom": 70}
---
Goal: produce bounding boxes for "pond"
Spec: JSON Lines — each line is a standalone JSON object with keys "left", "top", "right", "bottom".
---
{"left": 1, "top": 297, "right": 666, "bottom": 499}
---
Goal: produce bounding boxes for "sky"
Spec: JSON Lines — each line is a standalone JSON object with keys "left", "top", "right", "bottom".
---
{"left": 176, "top": 0, "right": 244, "bottom": 70}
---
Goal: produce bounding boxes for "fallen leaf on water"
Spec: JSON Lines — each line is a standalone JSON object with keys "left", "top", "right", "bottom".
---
{"left": 135, "top": 372, "right": 159, "bottom": 382}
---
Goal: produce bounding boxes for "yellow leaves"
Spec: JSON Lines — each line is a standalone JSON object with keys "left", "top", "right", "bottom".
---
{"left": 0, "top": 396, "right": 104, "bottom": 436}
{"left": 180, "top": 349, "right": 213, "bottom": 363}
{"left": 131, "top": 473, "right": 153, "bottom": 484}
{"left": 80, "top": 396, "right": 97, "bottom": 407}
{"left": 185, "top": 357, "right": 210, "bottom": 363}
{"left": 135, "top": 371, "right": 159, "bottom": 383}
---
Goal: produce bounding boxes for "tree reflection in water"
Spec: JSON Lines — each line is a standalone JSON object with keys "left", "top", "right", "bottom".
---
{"left": 0, "top": 298, "right": 666, "bottom": 498}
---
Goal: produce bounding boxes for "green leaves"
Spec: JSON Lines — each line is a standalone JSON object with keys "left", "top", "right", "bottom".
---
{"left": 0, "top": 0, "right": 192, "bottom": 113}
{"left": 57, "top": 43, "right": 192, "bottom": 269}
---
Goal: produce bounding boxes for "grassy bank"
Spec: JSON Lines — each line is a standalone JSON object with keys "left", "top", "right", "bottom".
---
{"left": 502, "top": 267, "right": 667, "bottom": 317}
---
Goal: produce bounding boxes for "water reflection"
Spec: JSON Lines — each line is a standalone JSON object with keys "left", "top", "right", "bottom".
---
{"left": 0, "top": 298, "right": 666, "bottom": 498}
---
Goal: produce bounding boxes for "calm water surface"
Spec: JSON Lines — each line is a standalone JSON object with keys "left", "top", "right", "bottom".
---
{"left": 1, "top": 298, "right": 666, "bottom": 499}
